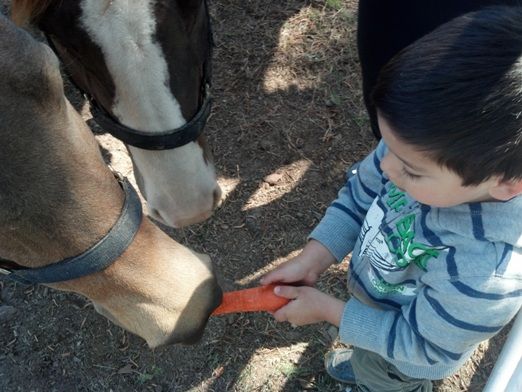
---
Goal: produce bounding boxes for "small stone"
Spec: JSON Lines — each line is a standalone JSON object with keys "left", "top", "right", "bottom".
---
{"left": 258, "top": 139, "right": 274, "bottom": 151}
{"left": 264, "top": 173, "right": 283, "bottom": 185}
{"left": 245, "top": 215, "right": 261, "bottom": 235}
{"left": 298, "top": 378, "right": 316, "bottom": 390}
{"left": 325, "top": 99, "right": 335, "bottom": 107}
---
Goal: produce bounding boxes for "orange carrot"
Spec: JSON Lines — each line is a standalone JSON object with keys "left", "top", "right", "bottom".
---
{"left": 211, "top": 284, "right": 290, "bottom": 315}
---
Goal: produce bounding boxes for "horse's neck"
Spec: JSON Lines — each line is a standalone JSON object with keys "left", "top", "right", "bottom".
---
{"left": 0, "top": 170, "right": 124, "bottom": 269}
{"left": 0, "top": 111, "right": 124, "bottom": 269}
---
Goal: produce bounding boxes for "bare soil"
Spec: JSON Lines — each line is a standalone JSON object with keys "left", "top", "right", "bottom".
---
{"left": 0, "top": 1, "right": 511, "bottom": 391}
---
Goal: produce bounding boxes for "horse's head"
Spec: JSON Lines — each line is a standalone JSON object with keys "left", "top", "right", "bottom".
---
{"left": 0, "top": 14, "right": 222, "bottom": 347}
{"left": 12, "top": 0, "right": 221, "bottom": 228}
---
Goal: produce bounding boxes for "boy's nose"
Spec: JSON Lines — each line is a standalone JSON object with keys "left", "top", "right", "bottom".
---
{"left": 380, "top": 153, "right": 393, "bottom": 176}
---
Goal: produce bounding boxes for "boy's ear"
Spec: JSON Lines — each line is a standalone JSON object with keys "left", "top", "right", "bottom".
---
{"left": 490, "top": 178, "right": 522, "bottom": 201}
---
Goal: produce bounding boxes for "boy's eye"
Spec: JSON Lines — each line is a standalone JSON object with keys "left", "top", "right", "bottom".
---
{"left": 401, "top": 167, "right": 421, "bottom": 180}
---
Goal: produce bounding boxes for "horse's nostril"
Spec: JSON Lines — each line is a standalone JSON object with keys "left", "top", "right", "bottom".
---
{"left": 212, "top": 187, "right": 222, "bottom": 208}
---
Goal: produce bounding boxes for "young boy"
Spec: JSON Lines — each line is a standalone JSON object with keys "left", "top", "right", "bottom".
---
{"left": 261, "top": 6, "right": 522, "bottom": 391}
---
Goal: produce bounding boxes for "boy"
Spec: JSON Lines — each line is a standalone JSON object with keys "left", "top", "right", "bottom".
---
{"left": 261, "top": 6, "right": 522, "bottom": 391}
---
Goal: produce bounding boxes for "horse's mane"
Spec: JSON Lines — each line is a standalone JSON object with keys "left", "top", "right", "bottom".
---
{"left": 10, "top": 0, "right": 55, "bottom": 26}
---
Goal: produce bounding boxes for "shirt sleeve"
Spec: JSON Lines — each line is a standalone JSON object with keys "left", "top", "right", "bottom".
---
{"left": 309, "top": 141, "right": 387, "bottom": 261}
{"left": 338, "top": 243, "right": 522, "bottom": 370}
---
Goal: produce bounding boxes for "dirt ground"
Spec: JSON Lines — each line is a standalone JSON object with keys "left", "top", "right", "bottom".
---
{"left": 0, "top": 1, "right": 513, "bottom": 391}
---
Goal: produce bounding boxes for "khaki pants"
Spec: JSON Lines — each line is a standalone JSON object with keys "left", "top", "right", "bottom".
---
{"left": 351, "top": 348, "right": 433, "bottom": 392}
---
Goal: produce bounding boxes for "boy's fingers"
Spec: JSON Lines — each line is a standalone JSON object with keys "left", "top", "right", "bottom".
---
{"left": 272, "top": 309, "right": 285, "bottom": 322}
{"left": 260, "top": 268, "right": 292, "bottom": 285}
{"left": 260, "top": 274, "right": 275, "bottom": 285}
{"left": 273, "top": 307, "right": 289, "bottom": 322}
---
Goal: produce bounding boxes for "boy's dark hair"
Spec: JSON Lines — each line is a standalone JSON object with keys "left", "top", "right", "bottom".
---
{"left": 372, "top": 6, "right": 522, "bottom": 186}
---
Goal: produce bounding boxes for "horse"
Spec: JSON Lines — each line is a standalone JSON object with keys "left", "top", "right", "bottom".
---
{"left": 10, "top": 0, "right": 222, "bottom": 228}
{"left": 0, "top": 13, "right": 222, "bottom": 348}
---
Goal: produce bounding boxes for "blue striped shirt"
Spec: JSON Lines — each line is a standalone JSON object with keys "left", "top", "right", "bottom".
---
{"left": 310, "top": 141, "right": 522, "bottom": 380}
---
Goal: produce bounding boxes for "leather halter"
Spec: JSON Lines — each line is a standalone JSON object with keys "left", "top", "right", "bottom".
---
{"left": 0, "top": 175, "right": 142, "bottom": 285}
{"left": 46, "top": 0, "right": 214, "bottom": 151}
{"left": 90, "top": 88, "right": 212, "bottom": 150}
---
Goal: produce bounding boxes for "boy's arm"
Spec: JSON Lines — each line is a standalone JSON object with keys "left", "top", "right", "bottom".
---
{"left": 338, "top": 261, "right": 521, "bottom": 374}
{"left": 310, "top": 141, "right": 387, "bottom": 262}
{"left": 263, "top": 142, "right": 386, "bottom": 287}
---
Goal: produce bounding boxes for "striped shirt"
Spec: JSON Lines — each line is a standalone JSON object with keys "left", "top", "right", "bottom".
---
{"left": 310, "top": 141, "right": 522, "bottom": 379}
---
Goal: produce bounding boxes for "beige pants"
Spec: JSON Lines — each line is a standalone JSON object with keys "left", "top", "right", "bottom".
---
{"left": 351, "top": 348, "right": 433, "bottom": 392}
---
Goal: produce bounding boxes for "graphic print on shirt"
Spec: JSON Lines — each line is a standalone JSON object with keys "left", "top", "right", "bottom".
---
{"left": 358, "top": 184, "right": 447, "bottom": 296}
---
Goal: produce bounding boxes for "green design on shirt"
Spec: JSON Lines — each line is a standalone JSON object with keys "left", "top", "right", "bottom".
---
{"left": 386, "top": 184, "right": 408, "bottom": 212}
{"left": 371, "top": 277, "right": 405, "bottom": 294}
{"left": 384, "top": 185, "right": 440, "bottom": 271}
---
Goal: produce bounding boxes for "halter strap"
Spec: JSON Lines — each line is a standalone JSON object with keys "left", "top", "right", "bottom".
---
{"left": 43, "top": 0, "right": 214, "bottom": 151}
{"left": 90, "top": 90, "right": 212, "bottom": 150}
{"left": 0, "top": 176, "right": 142, "bottom": 285}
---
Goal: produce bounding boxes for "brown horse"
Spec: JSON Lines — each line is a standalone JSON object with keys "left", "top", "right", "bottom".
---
{"left": 11, "top": 0, "right": 221, "bottom": 228}
{"left": 0, "top": 13, "right": 221, "bottom": 348}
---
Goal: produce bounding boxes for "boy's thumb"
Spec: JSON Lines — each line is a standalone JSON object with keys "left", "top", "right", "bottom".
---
{"left": 274, "top": 285, "right": 299, "bottom": 299}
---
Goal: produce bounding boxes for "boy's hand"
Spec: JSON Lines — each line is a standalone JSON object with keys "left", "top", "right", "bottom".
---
{"left": 260, "top": 240, "right": 336, "bottom": 286}
{"left": 271, "top": 285, "right": 344, "bottom": 327}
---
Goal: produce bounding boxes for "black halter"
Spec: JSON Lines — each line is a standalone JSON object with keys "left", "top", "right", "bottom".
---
{"left": 89, "top": 88, "right": 212, "bottom": 150}
{"left": 0, "top": 176, "right": 142, "bottom": 285}
{"left": 45, "top": 0, "right": 214, "bottom": 150}
{"left": 89, "top": 18, "right": 213, "bottom": 150}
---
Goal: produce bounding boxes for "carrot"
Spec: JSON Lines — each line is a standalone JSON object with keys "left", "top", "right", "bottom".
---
{"left": 211, "top": 284, "right": 290, "bottom": 315}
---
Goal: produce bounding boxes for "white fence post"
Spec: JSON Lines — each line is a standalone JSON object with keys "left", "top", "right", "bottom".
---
{"left": 483, "top": 310, "right": 522, "bottom": 392}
